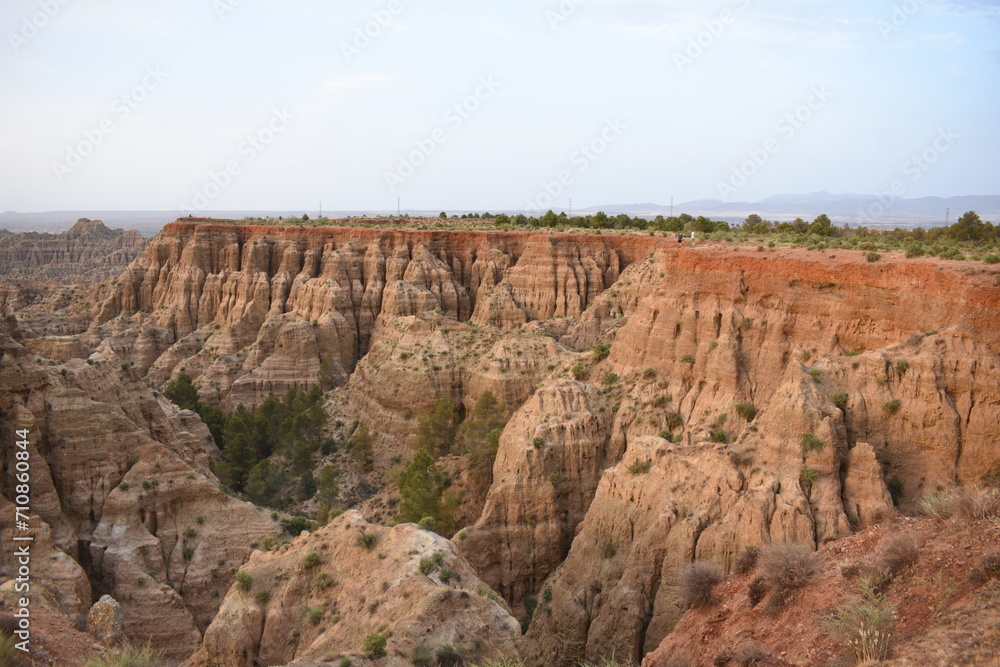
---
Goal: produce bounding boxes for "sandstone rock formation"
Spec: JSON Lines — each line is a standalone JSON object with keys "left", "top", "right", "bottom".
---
{"left": 187, "top": 510, "right": 521, "bottom": 667}
{"left": 87, "top": 594, "right": 125, "bottom": 647}
{"left": 5, "top": 221, "right": 1000, "bottom": 665}
{"left": 0, "top": 316, "right": 279, "bottom": 661}
{"left": 0, "top": 218, "right": 145, "bottom": 282}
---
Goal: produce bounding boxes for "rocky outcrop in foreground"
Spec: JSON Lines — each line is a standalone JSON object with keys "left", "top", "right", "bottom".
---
{"left": 188, "top": 510, "right": 521, "bottom": 667}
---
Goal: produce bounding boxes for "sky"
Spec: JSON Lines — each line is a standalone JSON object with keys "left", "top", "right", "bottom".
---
{"left": 0, "top": 0, "right": 998, "bottom": 213}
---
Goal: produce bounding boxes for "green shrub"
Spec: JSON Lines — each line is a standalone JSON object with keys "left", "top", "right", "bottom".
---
{"left": 255, "top": 589, "right": 271, "bottom": 605}
{"left": 894, "top": 359, "right": 909, "bottom": 374}
{"left": 477, "top": 588, "right": 500, "bottom": 602}
{"left": 571, "top": 364, "right": 589, "bottom": 381}
{"left": 358, "top": 532, "right": 377, "bottom": 550}
{"left": 419, "top": 555, "right": 439, "bottom": 575}
{"left": 883, "top": 399, "right": 902, "bottom": 415}
{"left": 800, "top": 433, "right": 824, "bottom": 455}
{"left": 311, "top": 572, "right": 333, "bottom": 590}
{"left": 602, "top": 372, "right": 619, "bottom": 386}
{"left": 303, "top": 551, "right": 321, "bottom": 568}
{"left": 436, "top": 644, "right": 463, "bottom": 667}
{"left": 735, "top": 403, "right": 757, "bottom": 421}
{"left": 234, "top": 571, "right": 253, "bottom": 592}
{"left": 305, "top": 607, "right": 323, "bottom": 625}
{"left": 363, "top": 632, "right": 388, "bottom": 657}
{"left": 800, "top": 469, "right": 818, "bottom": 483}
{"left": 438, "top": 566, "right": 454, "bottom": 583}
{"left": 531, "top": 436, "right": 545, "bottom": 448}
{"left": 652, "top": 395, "right": 666, "bottom": 407}
{"left": 666, "top": 413, "right": 683, "bottom": 430}
{"left": 810, "top": 368, "right": 823, "bottom": 383}
{"left": 592, "top": 343, "right": 611, "bottom": 362}
{"left": 920, "top": 491, "right": 954, "bottom": 519}
{"left": 642, "top": 367, "right": 657, "bottom": 379}
{"left": 627, "top": 460, "right": 652, "bottom": 475}
{"left": 542, "top": 586, "right": 553, "bottom": 602}
{"left": 657, "top": 429, "right": 671, "bottom": 439}
{"left": 833, "top": 392, "right": 848, "bottom": 409}
{"left": 679, "top": 355, "right": 695, "bottom": 364}
{"left": 984, "top": 254, "right": 1000, "bottom": 264}
{"left": 411, "top": 645, "right": 434, "bottom": 666}
{"left": 601, "top": 541, "right": 617, "bottom": 558}
{"left": 711, "top": 430, "right": 728, "bottom": 444}
{"left": 282, "top": 516, "right": 311, "bottom": 534}
{"left": 865, "top": 251, "right": 881, "bottom": 262}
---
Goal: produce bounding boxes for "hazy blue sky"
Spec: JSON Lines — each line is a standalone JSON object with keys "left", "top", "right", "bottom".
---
{"left": 1, "top": 0, "right": 997, "bottom": 212}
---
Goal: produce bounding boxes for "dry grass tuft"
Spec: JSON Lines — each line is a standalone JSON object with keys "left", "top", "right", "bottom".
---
{"left": 679, "top": 561, "right": 724, "bottom": 607}
{"left": 952, "top": 488, "right": 1000, "bottom": 522}
{"left": 733, "top": 546, "right": 761, "bottom": 575}
{"left": 758, "top": 544, "right": 815, "bottom": 593}
{"left": 757, "top": 544, "right": 816, "bottom": 615}
{"left": 747, "top": 576, "right": 767, "bottom": 608}
{"left": 879, "top": 532, "right": 921, "bottom": 575}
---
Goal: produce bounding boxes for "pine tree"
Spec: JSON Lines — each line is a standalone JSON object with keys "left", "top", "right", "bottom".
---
{"left": 416, "top": 396, "right": 460, "bottom": 457}
{"left": 165, "top": 373, "right": 201, "bottom": 411}
{"left": 397, "top": 448, "right": 454, "bottom": 533}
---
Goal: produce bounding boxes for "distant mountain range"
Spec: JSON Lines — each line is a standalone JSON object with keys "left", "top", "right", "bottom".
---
{"left": 2, "top": 193, "right": 998, "bottom": 234}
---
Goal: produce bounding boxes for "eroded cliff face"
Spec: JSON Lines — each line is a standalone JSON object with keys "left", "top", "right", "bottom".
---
{"left": 0, "top": 316, "right": 278, "bottom": 662}
{"left": 0, "top": 218, "right": 145, "bottom": 281}
{"left": 90, "top": 223, "right": 640, "bottom": 410}
{"left": 9, "top": 222, "right": 1000, "bottom": 664}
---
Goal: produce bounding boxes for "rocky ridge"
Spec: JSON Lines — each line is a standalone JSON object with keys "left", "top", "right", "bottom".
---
{"left": 0, "top": 218, "right": 145, "bottom": 282}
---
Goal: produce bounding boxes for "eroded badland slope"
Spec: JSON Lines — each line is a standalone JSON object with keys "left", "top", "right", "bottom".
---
{"left": 2, "top": 220, "right": 999, "bottom": 665}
